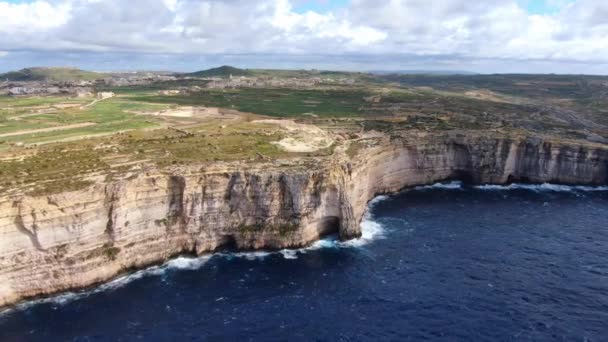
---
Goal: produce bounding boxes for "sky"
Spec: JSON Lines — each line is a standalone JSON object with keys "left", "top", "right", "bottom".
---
{"left": 0, "top": 0, "right": 606, "bottom": 74}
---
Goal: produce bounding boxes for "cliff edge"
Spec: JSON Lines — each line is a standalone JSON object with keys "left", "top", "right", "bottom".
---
{"left": 1, "top": 131, "right": 607, "bottom": 308}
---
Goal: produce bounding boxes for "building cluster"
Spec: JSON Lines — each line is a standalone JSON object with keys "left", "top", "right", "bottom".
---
{"left": 0, "top": 72, "right": 179, "bottom": 97}
{"left": 201, "top": 75, "right": 355, "bottom": 89}
{"left": 1, "top": 81, "right": 94, "bottom": 97}
{"left": 101, "top": 74, "right": 177, "bottom": 87}
{"left": 0, "top": 72, "right": 359, "bottom": 98}
{"left": 202, "top": 76, "right": 320, "bottom": 89}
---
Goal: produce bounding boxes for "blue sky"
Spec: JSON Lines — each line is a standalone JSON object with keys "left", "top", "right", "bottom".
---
{"left": 292, "top": 0, "right": 350, "bottom": 13}
{"left": 520, "top": 0, "right": 573, "bottom": 14}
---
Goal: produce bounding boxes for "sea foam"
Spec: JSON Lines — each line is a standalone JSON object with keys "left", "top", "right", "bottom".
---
{"left": 411, "top": 181, "right": 608, "bottom": 193}
{"left": 474, "top": 183, "right": 608, "bottom": 192}
{"left": 3, "top": 182, "right": 604, "bottom": 316}
{"left": 414, "top": 181, "right": 464, "bottom": 190}
{"left": 0, "top": 255, "right": 214, "bottom": 316}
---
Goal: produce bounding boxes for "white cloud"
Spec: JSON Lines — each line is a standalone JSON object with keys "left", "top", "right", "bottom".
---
{"left": 162, "top": 0, "right": 178, "bottom": 11}
{"left": 0, "top": 51, "right": 8, "bottom": 57}
{"left": 0, "top": 0, "right": 606, "bottom": 71}
{"left": 345, "top": 0, "right": 608, "bottom": 62}
{"left": 0, "top": 1, "right": 71, "bottom": 33}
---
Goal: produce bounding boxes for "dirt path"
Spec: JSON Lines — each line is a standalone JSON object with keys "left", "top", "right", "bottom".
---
{"left": 81, "top": 95, "right": 114, "bottom": 109}
{"left": 81, "top": 98, "right": 100, "bottom": 109}
{"left": 0, "top": 122, "right": 97, "bottom": 138}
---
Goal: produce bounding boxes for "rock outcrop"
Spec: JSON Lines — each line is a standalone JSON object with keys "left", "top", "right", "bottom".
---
{"left": 340, "top": 133, "right": 607, "bottom": 237}
{"left": 1, "top": 132, "right": 607, "bottom": 308}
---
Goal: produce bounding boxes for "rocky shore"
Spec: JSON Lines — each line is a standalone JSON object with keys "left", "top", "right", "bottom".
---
{"left": 1, "top": 132, "right": 607, "bottom": 308}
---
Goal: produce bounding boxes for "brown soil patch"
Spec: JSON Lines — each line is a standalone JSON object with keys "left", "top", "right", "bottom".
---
{"left": 254, "top": 119, "right": 334, "bottom": 153}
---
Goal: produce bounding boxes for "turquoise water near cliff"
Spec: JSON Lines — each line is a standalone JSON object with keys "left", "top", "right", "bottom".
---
{"left": 1, "top": 183, "right": 608, "bottom": 341}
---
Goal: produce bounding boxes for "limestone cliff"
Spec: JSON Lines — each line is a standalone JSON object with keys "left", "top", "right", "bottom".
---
{"left": 1, "top": 132, "right": 607, "bottom": 307}
{"left": 341, "top": 133, "right": 608, "bottom": 238}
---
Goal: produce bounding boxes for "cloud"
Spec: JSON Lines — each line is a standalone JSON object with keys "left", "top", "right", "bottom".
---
{"left": 0, "top": 0, "right": 384, "bottom": 55}
{"left": 0, "top": 1, "right": 70, "bottom": 33}
{"left": 346, "top": 0, "right": 608, "bottom": 63}
{"left": 0, "top": 51, "right": 8, "bottom": 58}
{"left": 0, "top": 0, "right": 606, "bottom": 72}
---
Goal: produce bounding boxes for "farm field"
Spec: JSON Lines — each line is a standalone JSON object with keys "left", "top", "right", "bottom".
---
{"left": 1, "top": 68, "right": 607, "bottom": 196}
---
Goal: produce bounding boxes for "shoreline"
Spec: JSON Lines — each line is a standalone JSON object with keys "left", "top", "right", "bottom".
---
{"left": 1, "top": 132, "right": 607, "bottom": 308}
{"left": 2, "top": 180, "right": 607, "bottom": 313}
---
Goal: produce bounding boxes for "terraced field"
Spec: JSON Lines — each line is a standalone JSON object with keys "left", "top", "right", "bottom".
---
{"left": 1, "top": 71, "right": 607, "bottom": 196}
{"left": 0, "top": 96, "right": 165, "bottom": 146}
{"left": 126, "top": 88, "right": 370, "bottom": 117}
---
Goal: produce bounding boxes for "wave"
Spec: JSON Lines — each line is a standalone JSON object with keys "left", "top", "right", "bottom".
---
{"left": 412, "top": 181, "right": 608, "bottom": 193}
{"left": 414, "top": 181, "right": 464, "bottom": 190}
{"left": 0, "top": 196, "right": 391, "bottom": 316}
{"left": 270, "top": 195, "right": 390, "bottom": 254}
{"left": 222, "top": 251, "right": 273, "bottom": 261}
{"left": 3, "top": 181, "right": 604, "bottom": 316}
{"left": 1, "top": 255, "right": 215, "bottom": 316}
{"left": 474, "top": 183, "right": 608, "bottom": 192}
{"left": 14, "top": 179, "right": 603, "bottom": 315}
{"left": 165, "top": 255, "right": 213, "bottom": 270}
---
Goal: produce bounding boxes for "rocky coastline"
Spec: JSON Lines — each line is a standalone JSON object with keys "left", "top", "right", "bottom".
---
{"left": 1, "top": 132, "right": 607, "bottom": 308}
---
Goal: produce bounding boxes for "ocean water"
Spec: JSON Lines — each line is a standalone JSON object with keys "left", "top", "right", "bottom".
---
{"left": 1, "top": 183, "right": 608, "bottom": 341}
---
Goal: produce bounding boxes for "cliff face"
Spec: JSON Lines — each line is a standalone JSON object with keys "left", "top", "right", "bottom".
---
{"left": 1, "top": 133, "right": 607, "bottom": 307}
{"left": 341, "top": 134, "right": 608, "bottom": 238}
{"left": 0, "top": 168, "right": 346, "bottom": 307}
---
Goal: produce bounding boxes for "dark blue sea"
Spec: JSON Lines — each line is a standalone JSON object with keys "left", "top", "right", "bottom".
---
{"left": 2, "top": 183, "right": 608, "bottom": 341}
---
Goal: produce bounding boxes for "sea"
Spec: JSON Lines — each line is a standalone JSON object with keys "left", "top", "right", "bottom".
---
{"left": 1, "top": 182, "right": 608, "bottom": 341}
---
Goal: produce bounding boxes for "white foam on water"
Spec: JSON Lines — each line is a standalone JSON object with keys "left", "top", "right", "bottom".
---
{"left": 474, "top": 184, "right": 512, "bottom": 190}
{"left": 1, "top": 255, "right": 213, "bottom": 316}
{"left": 475, "top": 183, "right": 608, "bottom": 192}
{"left": 0, "top": 194, "right": 418, "bottom": 315}
{"left": 279, "top": 249, "right": 299, "bottom": 259}
{"left": 229, "top": 251, "right": 273, "bottom": 260}
{"left": 414, "top": 181, "right": 463, "bottom": 190}
{"left": 4, "top": 182, "right": 605, "bottom": 316}
{"left": 166, "top": 255, "right": 212, "bottom": 270}
{"left": 306, "top": 238, "right": 340, "bottom": 251}
{"left": 405, "top": 181, "right": 608, "bottom": 193}
{"left": 339, "top": 194, "right": 389, "bottom": 248}
{"left": 341, "top": 217, "right": 385, "bottom": 248}
{"left": 368, "top": 195, "right": 390, "bottom": 205}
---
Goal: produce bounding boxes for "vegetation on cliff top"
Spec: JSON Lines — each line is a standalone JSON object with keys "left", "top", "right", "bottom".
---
{"left": 0, "top": 118, "right": 326, "bottom": 195}
{"left": 1, "top": 69, "right": 607, "bottom": 196}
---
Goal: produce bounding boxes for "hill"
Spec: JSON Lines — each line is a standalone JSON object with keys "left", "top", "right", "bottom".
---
{"left": 0, "top": 67, "right": 105, "bottom": 82}
{"left": 185, "top": 65, "right": 252, "bottom": 78}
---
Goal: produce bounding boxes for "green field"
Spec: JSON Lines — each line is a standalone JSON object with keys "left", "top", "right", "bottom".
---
{"left": 126, "top": 88, "right": 369, "bottom": 117}
{"left": 0, "top": 96, "right": 163, "bottom": 145}
{"left": 1, "top": 69, "right": 607, "bottom": 196}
